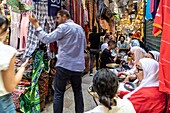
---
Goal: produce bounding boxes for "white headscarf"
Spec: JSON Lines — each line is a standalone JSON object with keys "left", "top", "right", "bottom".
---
{"left": 148, "top": 51, "right": 160, "bottom": 62}
{"left": 130, "top": 46, "right": 146, "bottom": 64}
{"left": 123, "top": 58, "right": 159, "bottom": 99}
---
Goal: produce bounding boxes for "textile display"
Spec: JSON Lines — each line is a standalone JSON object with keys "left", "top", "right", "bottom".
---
{"left": 11, "top": 51, "right": 32, "bottom": 110}
{"left": 145, "top": 0, "right": 152, "bottom": 20}
{"left": 11, "top": 83, "right": 30, "bottom": 109}
{"left": 6, "top": 0, "right": 32, "bottom": 13}
{"left": 19, "top": 0, "right": 31, "bottom": 51}
{"left": 23, "top": 0, "right": 56, "bottom": 59}
{"left": 10, "top": 11, "right": 21, "bottom": 48}
{"left": 20, "top": 51, "right": 48, "bottom": 113}
{"left": 153, "top": 0, "right": 170, "bottom": 112}
{"left": 48, "top": 0, "right": 61, "bottom": 16}
{"left": 87, "top": 0, "right": 93, "bottom": 30}
{"left": 150, "top": 0, "right": 160, "bottom": 19}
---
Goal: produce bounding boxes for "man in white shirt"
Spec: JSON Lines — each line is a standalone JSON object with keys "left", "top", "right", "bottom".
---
{"left": 101, "top": 37, "right": 109, "bottom": 52}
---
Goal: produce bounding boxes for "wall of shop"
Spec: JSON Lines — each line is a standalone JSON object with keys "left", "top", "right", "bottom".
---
{"left": 145, "top": 20, "right": 161, "bottom": 51}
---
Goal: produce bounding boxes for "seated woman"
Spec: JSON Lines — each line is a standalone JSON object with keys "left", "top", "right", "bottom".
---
{"left": 118, "top": 46, "right": 146, "bottom": 82}
{"left": 100, "top": 40, "right": 119, "bottom": 69}
{"left": 145, "top": 51, "right": 160, "bottom": 62}
{"left": 85, "top": 69, "right": 136, "bottom": 113}
{"left": 121, "top": 58, "right": 166, "bottom": 113}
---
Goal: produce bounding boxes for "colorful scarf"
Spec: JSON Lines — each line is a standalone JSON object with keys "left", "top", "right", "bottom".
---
{"left": 20, "top": 51, "right": 49, "bottom": 113}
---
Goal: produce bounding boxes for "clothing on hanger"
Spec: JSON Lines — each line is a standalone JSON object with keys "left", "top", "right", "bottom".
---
{"left": 19, "top": 0, "right": 31, "bottom": 51}
{"left": 48, "top": 0, "right": 61, "bottom": 16}
{"left": 23, "top": 0, "right": 56, "bottom": 59}
{"left": 10, "top": 11, "right": 21, "bottom": 49}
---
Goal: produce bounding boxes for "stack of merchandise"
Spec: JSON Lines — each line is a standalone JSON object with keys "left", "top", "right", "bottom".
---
{"left": 11, "top": 51, "right": 33, "bottom": 112}
{"left": 38, "top": 70, "right": 49, "bottom": 111}
{"left": 46, "top": 59, "right": 56, "bottom": 103}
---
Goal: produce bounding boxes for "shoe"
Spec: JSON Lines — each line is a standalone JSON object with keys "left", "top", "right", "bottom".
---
{"left": 89, "top": 73, "right": 93, "bottom": 76}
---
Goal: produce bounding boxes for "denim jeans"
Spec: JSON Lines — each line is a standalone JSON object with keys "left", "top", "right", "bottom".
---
{"left": 90, "top": 49, "right": 99, "bottom": 73}
{"left": 53, "top": 67, "right": 84, "bottom": 113}
{"left": 0, "top": 94, "right": 16, "bottom": 113}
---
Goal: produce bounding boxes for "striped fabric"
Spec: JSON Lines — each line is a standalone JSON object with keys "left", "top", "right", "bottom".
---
{"left": 23, "top": 0, "right": 56, "bottom": 59}
{"left": 153, "top": 0, "right": 170, "bottom": 112}
{"left": 153, "top": 0, "right": 170, "bottom": 94}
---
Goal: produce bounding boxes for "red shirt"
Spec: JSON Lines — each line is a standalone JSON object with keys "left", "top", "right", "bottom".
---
{"left": 121, "top": 87, "right": 166, "bottom": 113}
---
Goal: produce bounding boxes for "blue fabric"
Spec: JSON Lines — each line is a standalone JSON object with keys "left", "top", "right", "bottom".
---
{"left": 48, "top": 0, "right": 61, "bottom": 16}
{"left": 35, "top": 19, "right": 87, "bottom": 72}
{"left": 145, "top": 0, "right": 152, "bottom": 20}
{"left": 0, "top": 94, "right": 16, "bottom": 113}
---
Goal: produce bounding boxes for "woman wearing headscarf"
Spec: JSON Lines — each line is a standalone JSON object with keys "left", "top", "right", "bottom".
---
{"left": 145, "top": 51, "right": 160, "bottom": 62}
{"left": 118, "top": 46, "right": 146, "bottom": 77}
{"left": 123, "top": 58, "right": 166, "bottom": 113}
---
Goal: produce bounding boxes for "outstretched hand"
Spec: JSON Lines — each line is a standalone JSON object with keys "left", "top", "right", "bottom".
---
{"left": 29, "top": 13, "right": 39, "bottom": 29}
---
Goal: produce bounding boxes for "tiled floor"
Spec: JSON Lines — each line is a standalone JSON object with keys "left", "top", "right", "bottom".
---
{"left": 42, "top": 75, "right": 96, "bottom": 113}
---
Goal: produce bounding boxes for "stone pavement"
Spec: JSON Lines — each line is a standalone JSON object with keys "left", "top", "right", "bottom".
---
{"left": 42, "top": 75, "right": 97, "bottom": 113}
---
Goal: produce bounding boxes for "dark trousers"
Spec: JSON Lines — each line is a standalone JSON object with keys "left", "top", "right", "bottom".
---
{"left": 90, "top": 49, "right": 99, "bottom": 73}
{"left": 53, "top": 67, "right": 84, "bottom": 113}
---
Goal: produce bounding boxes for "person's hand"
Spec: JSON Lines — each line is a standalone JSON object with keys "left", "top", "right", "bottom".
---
{"left": 29, "top": 14, "right": 39, "bottom": 29}
{"left": 115, "top": 48, "right": 119, "bottom": 54}
{"left": 16, "top": 59, "right": 29, "bottom": 71}
{"left": 21, "top": 59, "right": 29, "bottom": 68}
{"left": 117, "top": 72, "right": 128, "bottom": 77}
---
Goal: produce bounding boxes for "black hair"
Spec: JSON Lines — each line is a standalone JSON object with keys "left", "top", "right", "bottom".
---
{"left": 104, "top": 36, "right": 109, "bottom": 41}
{"left": 148, "top": 52, "right": 155, "bottom": 59}
{"left": 0, "top": 14, "right": 8, "bottom": 34}
{"left": 108, "top": 40, "right": 116, "bottom": 46}
{"left": 92, "top": 69, "right": 119, "bottom": 109}
{"left": 119, "top": 35, "right": 125, "bottom": 41}
{"left": 58, "top": 10, "right": 70, "bottom": 19}
{"left": 129, "top": 33, "right": 133, "bottom": 37}
{"left": 92, "top": 26, "right": 97, "bottom": 33}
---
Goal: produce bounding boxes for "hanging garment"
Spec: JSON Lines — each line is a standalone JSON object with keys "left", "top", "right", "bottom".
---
{"left": 150, "top": 0, "right": 160, "bottom": 19}
{"left": 153, "top": 0, "right": 170, "bottom": 112}
{"left": 20, "top": 50, "right": 49, "bottom": 113}
{"left": 10, "top": 11, "right": 21, "bottom": 48}
{"left": 145, "top": 0, "right": 153, "bottom": 20}
{"left": 48, "top": 0, "right": 61, "bottom": 16}
{"left": 89, "top": 0, "right": 93, "bottom": 30}
{"left": 23, "top": 0, "right": 56, "bottom": 59}
{"left": 19, "top": 0, "right": 31, "bottom": 51}
{"left": 84, "top": 8, "right": 89, "bottom": 25}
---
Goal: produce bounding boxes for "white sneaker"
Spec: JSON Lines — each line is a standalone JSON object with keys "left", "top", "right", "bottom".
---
{"left": 89, "top": 73, "right": 93, "bottom": 76}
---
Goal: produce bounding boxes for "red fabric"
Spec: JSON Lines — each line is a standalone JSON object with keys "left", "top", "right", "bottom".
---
{"left": 153, "top": 3, "right": 170, "bottom": 112}
{"left": 165, "top": 94, "right": 170, "bottom": 113}
{"left": 150, "top": 0, "right": 154, "bottom": 13}
{"left": 119, "top": 91, "right": 129, "bottom": 99}
{"left": 153, "top": 0, "right": 170, "bottom": 95}
{"left": 128, "top": 87, "right": 166, "bottom": 113}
